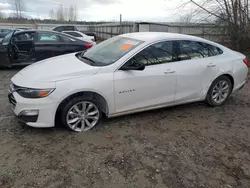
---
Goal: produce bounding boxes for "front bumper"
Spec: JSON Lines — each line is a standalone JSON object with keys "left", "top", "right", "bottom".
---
{"left": 8, "top": 92, "right": 56, "bottom": 128}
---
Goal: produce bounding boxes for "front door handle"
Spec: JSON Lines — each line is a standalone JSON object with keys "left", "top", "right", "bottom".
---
{"left": 164, "top": 69, "right": 176, "bottom": 74}
{"left": 207, "top": 63, "right": 216, "bottom": 67}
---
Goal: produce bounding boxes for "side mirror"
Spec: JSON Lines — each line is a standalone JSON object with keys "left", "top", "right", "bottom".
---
{"left": 120, "top": 60, "right": 145, "bottom": 71}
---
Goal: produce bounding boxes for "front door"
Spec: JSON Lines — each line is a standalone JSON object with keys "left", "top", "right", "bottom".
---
{"left": 0, "top": 31, "right": 14, "bottom": 67}
{"left": 114, "top": 40, "right": 178, "bottom": 113}
{"left": 11, "top": 31, "right": 36, "bottom": 64}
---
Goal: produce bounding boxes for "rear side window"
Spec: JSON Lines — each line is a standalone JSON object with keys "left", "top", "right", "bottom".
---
{"left": 65, "top": 31, "right": 82, "bottom": 37}
{"left": 53, "top": 26, "right": 63, "bottom": 32}
{"left": 177, "top": 40, "right": 223, "bottom": 60}
{"left": 208, "top": 45, "right": 223, "bottom": 55}
{"left": 66, "top": 26, "right": 75, "bottom": 31}
{"left": 38, "top": 33, "right": 61, "bottom": 42}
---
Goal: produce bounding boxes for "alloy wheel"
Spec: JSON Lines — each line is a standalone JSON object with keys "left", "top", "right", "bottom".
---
{"left": 66, "top": 101, "right": 100, "bottom": 132}
{"left": 212, "top": 80, "right": 230, "bottom": 104}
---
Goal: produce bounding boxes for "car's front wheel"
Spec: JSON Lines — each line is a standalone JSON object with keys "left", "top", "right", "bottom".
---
{"left": 206, "top": 75, "right": 233, "bottom": 106}
{"left": 61, "top": 96, "right": 102, "bottom": 132}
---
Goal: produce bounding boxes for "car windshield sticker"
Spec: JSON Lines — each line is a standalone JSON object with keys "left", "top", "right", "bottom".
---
{"left": 124, "top": 40, "right": 140, "bottom": 45}
{"left": 120, "top": 40, "right": 139, "bottom": 51}
{"left": 120, "top": 43, "right": 132, "bottom": 50}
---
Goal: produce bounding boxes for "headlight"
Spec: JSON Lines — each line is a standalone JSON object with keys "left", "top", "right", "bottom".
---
{"left": 16, "top": 88, "right": 55, "bottom": 98}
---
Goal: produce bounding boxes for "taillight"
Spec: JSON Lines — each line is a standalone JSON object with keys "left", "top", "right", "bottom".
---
{"left": 243, "top": 58, "right": 249, "bottom": 67}
{"left": 84, "top": 43, "right": 93, "bottom": 49}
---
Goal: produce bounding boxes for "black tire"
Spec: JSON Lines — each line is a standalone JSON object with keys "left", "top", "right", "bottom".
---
{"left": 60, "top": 95, "right": 103, "bottom": 132}
{"left": 206, "top": 75, "right": 233, "bottom": 107}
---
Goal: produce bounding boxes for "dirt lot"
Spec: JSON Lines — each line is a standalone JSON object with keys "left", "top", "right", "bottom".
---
{"left": 0, "top": 69, "right": 250, "bottom": 188}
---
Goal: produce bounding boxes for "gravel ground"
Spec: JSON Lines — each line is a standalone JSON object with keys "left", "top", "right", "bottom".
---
{"left": 0, "top": 69, "right": 250, "bottom": 188}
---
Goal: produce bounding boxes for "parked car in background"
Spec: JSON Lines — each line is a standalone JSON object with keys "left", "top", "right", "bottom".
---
{"left": 8, "top": 32, "right": 249, "bottom": 132}
{"left": 0, "top": 29, "right": 12, "bottom": 42}
{"left": 52, "top": 25, "right": 78, "bottom": 32}
{"left": 15, "top": 27, "right": 33, "bottom": 30}
{"left": 0, "top": 30, "right": 94, "bottom": 67}
{"left": 52, "top": 25, "right": 97, "bottom": 41}
{"left": 62, "top": 31, "right": 96, "bottom": 43}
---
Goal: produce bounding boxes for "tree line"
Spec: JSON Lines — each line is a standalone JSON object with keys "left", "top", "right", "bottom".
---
{"left": 49, "top": 5, "right": 78, "bottom": 21}
{"left": 7, "top": 0, "right": 78, "bottom": 21}
{"left": 180, "top": 0, "right": 250, "bottom": 50}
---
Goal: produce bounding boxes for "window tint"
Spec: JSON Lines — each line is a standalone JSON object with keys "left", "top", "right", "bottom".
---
{"left": 178, "top": 40, "right": 211, "bottom": 60}
{"left": 54, "top": 26, "right": 63, "bottom": 32}
{"left": 177, "top": 40, "right": 223, "bottom": 61}
{"left": 130, "top": 41, "right": 175, "bottom": 66}
{"left": 208, "top": 45, "right": 223, "bottom": 55}
{"left": 13, "top": 32, "right": 34, "bottom": 41}
{"left": 60, "top": 35, "right": 74, "bottom": 42}
{"left": 38, "top": 33, "right": 61, "bottom": 42}
{"left": 2, "top": 31, "right": 14, "bottom": 44}
{"left": 65, "top": 31, "right": 82, "bottom": 37}
{"left": 66, "top": 26, "right": 74, "bottom": 31}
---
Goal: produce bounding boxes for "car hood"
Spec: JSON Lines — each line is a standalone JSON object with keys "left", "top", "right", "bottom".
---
{"left": 12, "top": 53, "right": 100, "bottom": 85}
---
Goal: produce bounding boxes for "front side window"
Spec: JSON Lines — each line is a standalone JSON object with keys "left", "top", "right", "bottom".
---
{"left": 13, "top": 32, "right": 34, "bottom": 42}
{"left": 129, "top": 41, "right": 176, "bottom": 66}
{"left": 81, "top": 36, "right": 144, "bottom": 66}
{"left": 2, "top": 31, "right": 14, "bottom": 44}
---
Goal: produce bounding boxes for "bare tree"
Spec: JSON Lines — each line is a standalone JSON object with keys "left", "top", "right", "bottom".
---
{"left": 74, "top": 6, "right": 78, "bottom": 21}
{"left": 49, "top": 9, "right": 55, "bottom": 20}
{"left": 64, "top": 7, "right": 68, "bottom": 21}
{"left": 11, "top": 0, "right": 25, "bottom": 18}
{"left": 185, "top": 0, "right": 250, "bottom": 50}
{"left": 68, "top": 5, "right": 74, "bottom": 21}
{"left": 178, "top": 13, "right": 194, "bottom": 23}
{"left": 56, "top": 5, "right": 64, "bottom": 21}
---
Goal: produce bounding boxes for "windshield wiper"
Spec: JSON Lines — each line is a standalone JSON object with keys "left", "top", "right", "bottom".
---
{"left": 81, "top": 56, "right": 96, "bottom": 65}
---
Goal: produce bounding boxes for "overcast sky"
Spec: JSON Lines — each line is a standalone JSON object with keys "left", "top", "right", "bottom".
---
{"left": 0, "top": 0, "right": 192, "bottom": 21}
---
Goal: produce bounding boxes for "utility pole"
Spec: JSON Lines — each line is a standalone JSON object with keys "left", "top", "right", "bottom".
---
{"left": 119, "top": 14, "right": 122, "bottom": 34}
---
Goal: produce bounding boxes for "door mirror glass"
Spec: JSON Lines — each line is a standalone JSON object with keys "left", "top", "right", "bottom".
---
{"left": 120, "top": 58, "right": 145, "bottom": 71}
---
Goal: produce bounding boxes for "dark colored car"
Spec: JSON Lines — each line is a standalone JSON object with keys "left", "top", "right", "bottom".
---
{"left": 0, "top": 29, "right": 12, "bottom": 39}
{"left": 0, "top": 30, "right": 94, "bottom": 67}
{"left": 52, "top": 25, "right": 78, "bottom": 32}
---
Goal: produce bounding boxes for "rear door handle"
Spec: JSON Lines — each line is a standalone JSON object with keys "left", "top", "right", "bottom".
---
{"left": 207, "top": 63, "right": 216, "bottom": 67}
{"left": 164, "top": 69, "right": 176, "bottom": 74}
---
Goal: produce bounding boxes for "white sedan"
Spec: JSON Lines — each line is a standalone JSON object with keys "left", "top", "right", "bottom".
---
{"left": 9, "top": 32, "right": 249, "bottom": 132}
{"left": 62, "top": 31, "right": 96, "bottom": 44}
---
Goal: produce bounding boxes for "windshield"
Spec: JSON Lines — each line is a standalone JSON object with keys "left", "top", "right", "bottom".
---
{"left": 81, "top": 36, "right": 144, "bottom": 66}
{"left": 2, "top": 31, "right": 14, "bottom": 45}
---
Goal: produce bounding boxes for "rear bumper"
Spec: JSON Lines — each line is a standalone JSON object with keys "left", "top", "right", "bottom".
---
{"left": 233, "top": 80, "right": 246, "bottom": 92}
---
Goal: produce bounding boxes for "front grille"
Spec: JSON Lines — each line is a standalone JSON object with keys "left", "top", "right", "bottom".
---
{"left": 8, "top": 93, "right": 17, "bottom": 108}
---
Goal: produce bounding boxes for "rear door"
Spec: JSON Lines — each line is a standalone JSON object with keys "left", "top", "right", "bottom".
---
{"left": 174, "top": 40, "right": 220, "bottom": 103}
{"left": 34, "top": 32, "right": 68, "bottom": 61}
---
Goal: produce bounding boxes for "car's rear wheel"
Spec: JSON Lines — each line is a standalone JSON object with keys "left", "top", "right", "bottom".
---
{"left": 60, "top": 96, "right": 102, "bottom": 132}
{"left": 206, "top": 75, "right": 233, "bottom": 106}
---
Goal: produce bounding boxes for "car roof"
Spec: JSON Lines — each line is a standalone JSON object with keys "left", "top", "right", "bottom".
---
{"left": 13, "top": 29, "right": 63, "bottom": 35}
{"left": 120, "top": 32, "right": 227, "bottom": 49}
{"left": 121, "top": 32, "right": 208, "bottom": 42}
